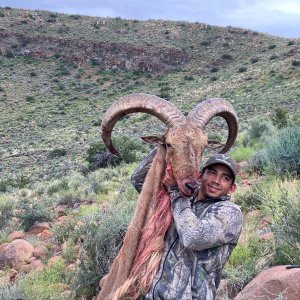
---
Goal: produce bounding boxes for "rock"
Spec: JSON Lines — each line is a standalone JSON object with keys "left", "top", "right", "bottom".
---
{"left": 9, "top": 231, "right": 25, "bottom": 240}
{"left": 0, "top": 243, "right": 8, "bottom": 252}
{"left": 33, "top": 244, "right": 48, "bottom": 259}
{"left": 46, "top": 242, "right": 61, "bottom": 255}
{"left": 37, "top": 229, "right": 53, "bottom": 240}
{"left": 28, "top": 222, "right": 51, "bottom": 235}
{"left": 0, "top": 239, "right": 34, "bottom": 270}
{"left": 235, "top": 265, "right": 300, "bottom": 300}
{"left": 20, "top": 259, "right": 45, "bottom": 273}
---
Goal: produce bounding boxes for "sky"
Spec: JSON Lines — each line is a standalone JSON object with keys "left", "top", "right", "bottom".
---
{"left": 1, "top": 0, "right": 300, "bottom": 38}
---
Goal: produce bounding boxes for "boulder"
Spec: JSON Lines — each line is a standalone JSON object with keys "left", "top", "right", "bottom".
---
{"left": 20, "top": 259, "right": 45, "bottom": 273}
{"left": 235, "top": 265, "right": 300, "bottom": 300}
{"left": 8, "top": 231, "right": 25, "bottom": 240}
{"left": 37, "top": 229, "right": 53, "bottom": 240}
{"left": 0, "top": 239, "right": 34, "bottom": 270}
{"left": 28, "top": 222, "right": 51, "bottom": 235}
{"left": 33, "top": 244, "right": 48, "bottom": 259}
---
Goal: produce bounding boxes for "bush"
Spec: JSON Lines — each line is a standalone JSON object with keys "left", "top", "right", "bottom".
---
{"left": 0, "top": 175, "right": 30, "bottom": 192}
{"left": 72, "top": 201, "right": 135, "bottom": 298}
{"left": 210, "top": 67, "right": 219, "bottom": 73}
{"left": 52, "top": 217, "right": 79, "bottom": 243}
{"left": 242, "top": 116, "right": 275, "bottom": 147}
{"left": 221, "top": 53, "right": 233, "bottom": 60}
{"left": 238, "top": 67, "right": 247, "bottom": 73}
{"left": 224, "top": 214, "right": 273, "bottom": 292}
{"left": 19, "top": 259, "right": 71, "bottom": 300}
{"left": 14, "top": 190, "right": 55, "bottom": 231}
{"left": 291, "top": 60, "right": 300, "bottom": 66}
{"left": 230, "top": 146, "right": 256, "bottom": 162}
{"left": 264, "top": 126, "right": 300, "bottom": 175}
{"left": 250, "top": 57, "right": 259, "bottom": 64}
{"left": 48, "top": 148, "right": 67, "bottom": 159}
{"left": 258, "top": 176, "right": 300, "bottom": 264}
{"left": 0, "top": 195, "right": 15, "bottom": 229}
{"left": 271, "top": 107, "right": 288, "bottom": 129}
{"left": 86, "top": 136, "right": 149, "bottom": 170}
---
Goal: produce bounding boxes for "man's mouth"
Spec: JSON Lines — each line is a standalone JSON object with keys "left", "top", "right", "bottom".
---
{"left": 208, "top": 185, "right": 220, "bottom": 193}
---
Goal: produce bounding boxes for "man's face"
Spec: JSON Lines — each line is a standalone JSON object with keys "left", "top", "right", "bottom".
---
{"left": 198, "top": 163, "right": 237, "bottom": 200}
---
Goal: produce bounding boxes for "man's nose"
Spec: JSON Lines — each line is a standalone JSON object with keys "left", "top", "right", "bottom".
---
{"left": 212, "top": 175, "right": 221, "bottom": 184}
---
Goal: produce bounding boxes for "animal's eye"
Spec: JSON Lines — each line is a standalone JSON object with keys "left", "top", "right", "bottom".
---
{"left": 166, "top": 143, "right": 172, "bottom": 148}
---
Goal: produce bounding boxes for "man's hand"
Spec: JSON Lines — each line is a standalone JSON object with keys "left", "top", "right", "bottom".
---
{"left": 162, "top": 164, "right": 177, "bottom": 189}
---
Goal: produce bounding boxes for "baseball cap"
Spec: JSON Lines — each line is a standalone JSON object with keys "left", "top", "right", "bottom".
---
{"left": 202, "top": 153, "right": 237, "bottom": 182}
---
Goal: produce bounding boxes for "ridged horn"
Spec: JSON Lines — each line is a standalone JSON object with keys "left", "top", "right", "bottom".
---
{"left": 101, "top": 93, "right": 185, "bottom": 155}
{"left": 187, "top": 98, "right": 239, "bottom": 153}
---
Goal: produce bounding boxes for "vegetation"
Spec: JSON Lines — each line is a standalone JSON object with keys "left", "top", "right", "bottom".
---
{"left": 0, "top": 6, "right": 299, "bottom": 300}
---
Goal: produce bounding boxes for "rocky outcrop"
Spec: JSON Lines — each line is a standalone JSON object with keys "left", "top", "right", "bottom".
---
{"left": 0, "top": 239, "right": 34, "bottom": 270}
{"left": 0, "top": 30, "right": 189, "bottom": 72}
{"left": 235, "top": 265, "right": 300, "bottom": 300}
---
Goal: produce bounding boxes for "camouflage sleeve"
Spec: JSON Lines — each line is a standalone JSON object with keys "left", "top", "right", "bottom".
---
{"left": 130, "top": 148, "right": 157, "bottom": 193}
{"left": 169, "top": 190, "right": 243, "bottom": 251}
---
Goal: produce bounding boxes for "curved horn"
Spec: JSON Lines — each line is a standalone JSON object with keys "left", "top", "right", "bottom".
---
{"left": 101, "top": 93, "right": 185, "bottom": 154}
{"left": 187, "top": 98, "right": 239, "bottom": 153}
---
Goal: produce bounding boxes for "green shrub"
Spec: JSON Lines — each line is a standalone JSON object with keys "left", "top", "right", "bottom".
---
{"left": 210, "top": 67, "right": 219, "bottom": 73}
{"left": 15, "top": 191, "right": 55, "bottom": 231}
{"left": 264, "top": 126, "right": 300, "bottom": 175}
{"left": 238, "top": 67, "right": 247, "bottom": 73}
{"left": 0, "top": 281, "right": 26, "bottom": 300}
{"left": 86, "top": 136, "right": 149, "bottom": 170}
{"left": 19, "top": 259, "right": 71, "bottom": 300}
{"left": 230, "top": 146, "right": 256, "bottom": 162}
{"left": 158, "top": 82, "right": 172, "bottom": 99}
{"left": 48, "top": 148, "right": 67, "bottom": 159}
{"left": 269, "top": 54, "right": 278, "bottom": 60}
{"left": 183, "top": 75, "right": 194, "bottom": 81}
{"left": 242, "top": 116, "right": 275, "bottom": 147}
{"left": 52, "top": 217, "right": 79, "bottom": 243}
{"left": 224, "top": 234, "right": 272, "bottom": 291}
{"left": 258, "top": 176, "right": 300, "bottom": 264}
{"left": 250, "top": 57, "right": 259, "bottom": 64}
{"left": 221, "top": 53, "right": 233, "bottom": 60}
{"left": 235, "top": 182, "right": 263, "bottom": 211}
{"left": 72, "top": 201, "right": 135, "bottom": 298}
{"left": 0, "top": 175, "right": 30, "bottom": 192}
{"left": 271, "top": 107, "right": 288, "bottom": 129}
{"left": 26, "top": 95, "right": 35, "bottom": 102}
{"left": 291, "top": 60, "right": 300, "bottom": 66}
{"left": 0, "top": 195, "right": 15, "bottom": 229}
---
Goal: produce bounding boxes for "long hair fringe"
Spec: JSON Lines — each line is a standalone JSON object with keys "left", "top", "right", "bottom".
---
{"left": 112, "top": 188, "right": 173, "bottom": 299}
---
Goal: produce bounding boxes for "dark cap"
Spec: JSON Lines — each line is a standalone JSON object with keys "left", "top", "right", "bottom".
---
{"left": 202, "top": 153, "right": 237, "bottom": 182}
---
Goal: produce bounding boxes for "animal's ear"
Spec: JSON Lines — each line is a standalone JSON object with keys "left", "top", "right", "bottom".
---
{"left": 207, "top": 140, "right": 224, "bottom": 150}
{"left": 141, "top": 135, "right": 165, "bottom": 144}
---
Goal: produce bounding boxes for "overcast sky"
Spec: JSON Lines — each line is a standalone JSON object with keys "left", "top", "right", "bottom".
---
{"left": 1, "top": 0, "right": 300, "bottom": 38}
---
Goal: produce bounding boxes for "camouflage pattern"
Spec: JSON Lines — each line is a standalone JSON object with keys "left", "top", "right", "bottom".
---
{"left": 131, "top": 151, "right": 243, "bottom": 300}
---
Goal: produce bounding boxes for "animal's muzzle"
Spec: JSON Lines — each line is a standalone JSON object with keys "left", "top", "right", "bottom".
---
{"left": 185, "top": 181, "right": 200, "bottom": 194}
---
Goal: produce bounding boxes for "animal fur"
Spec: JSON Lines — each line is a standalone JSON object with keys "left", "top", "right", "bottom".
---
{"left": 97, "top": 145, "right": 166, "bottom": 300}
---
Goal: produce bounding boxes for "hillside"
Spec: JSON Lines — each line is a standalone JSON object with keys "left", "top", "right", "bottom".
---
{"left": 0, "top": 6, "right": 300, "bottom": 184}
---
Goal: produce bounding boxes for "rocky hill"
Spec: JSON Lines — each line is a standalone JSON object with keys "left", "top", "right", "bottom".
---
{"left": 0, "top": 6, "right": 299, "bottom": 184}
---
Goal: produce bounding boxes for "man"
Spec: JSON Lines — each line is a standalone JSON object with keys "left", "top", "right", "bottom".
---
{"left": 131, "top": 152, "right": 243, "bottom": 300}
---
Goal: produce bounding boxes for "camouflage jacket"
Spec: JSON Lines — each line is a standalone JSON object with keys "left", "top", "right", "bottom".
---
{"left": 131, "top": 150, "right": 243, "bottom": 300}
